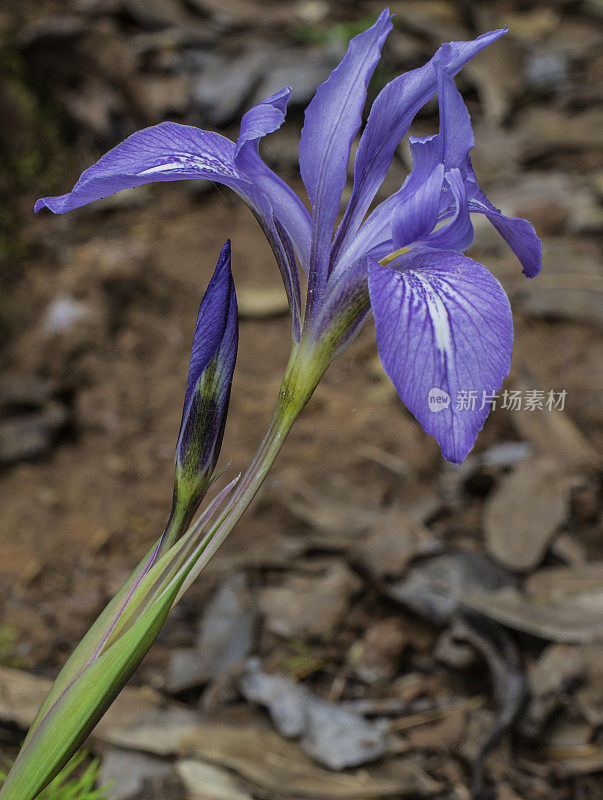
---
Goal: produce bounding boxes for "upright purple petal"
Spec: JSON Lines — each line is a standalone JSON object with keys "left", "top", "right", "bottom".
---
{"left": 332, "top": 28, "right": 506, "bottom": 266}
{"left": 391, "top": 164, "right": 444, "bottom": 248}
{"left": 368, "top": 249, "right": 513, "bottom": 463}
{"left": 424, "top": 168, "right": 474, "bottom": 251}
{"left": 437, "top": 69, "right": 474, "bottom": 172}
{"left": 299, "top": 9, "right": 392, "bottom": 315}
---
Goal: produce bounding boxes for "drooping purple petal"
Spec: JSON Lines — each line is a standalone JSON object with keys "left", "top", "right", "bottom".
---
{"left": 433, "top": 69, "right": 542, "bottom": 277}
{"left": 299, "top": 9, "right": 392, "bottom": 315}
{"left": 331, "top": 27, "right": 506, "bottom": 267}
{"left": 368, "top": 249, "right": 513, "bottom": 463}
{"left": 34, "top": 124, "right": 241, "bottom": 214}
{"left": 233, "top": 86, "right": 311, "bottom": 267}
{"left": 34, "top": 98, "right": 311, "bottom": 336}
{"left": 469, "top": 198, "right": 543, "bottom": 279}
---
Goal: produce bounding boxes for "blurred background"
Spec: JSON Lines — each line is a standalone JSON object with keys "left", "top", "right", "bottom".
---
{"left": 0, "top": 1, "right": 601, "bottom": 798}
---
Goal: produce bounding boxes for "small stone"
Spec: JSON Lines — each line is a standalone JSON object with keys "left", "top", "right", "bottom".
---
{"left": 0, "top": 403, "right": 69, "bottom": 466}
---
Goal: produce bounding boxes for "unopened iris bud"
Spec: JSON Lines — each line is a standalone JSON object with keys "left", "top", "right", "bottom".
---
{"left": 164, "top": 240, "right": 238, "bottom": 550}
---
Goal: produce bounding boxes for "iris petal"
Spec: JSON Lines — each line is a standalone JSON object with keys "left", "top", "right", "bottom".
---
{"left": 391, "top": 165, "right": 444, "bottom": 248}
{"left": 368, "top": 248, "right": 514, "bottom": 463}
{"left": 35, "top": 95, "right": 312, "bottom": 338}
{"left": 299, "top": 8, "right": 392, "bottom": 313}
{"left": 469, "top": 199, "right": 543, "bottom": 279}
{"left": 332, "top": 28, "right": 507, "bottom": 266}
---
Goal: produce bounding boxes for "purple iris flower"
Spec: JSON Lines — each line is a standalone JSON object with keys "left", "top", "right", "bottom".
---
{"left": 35, "top": 9, "right": 542, "bottom": 464}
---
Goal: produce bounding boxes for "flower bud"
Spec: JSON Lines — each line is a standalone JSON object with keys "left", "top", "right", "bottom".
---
{"left": 167, "top": 240, "right": 238, "bottom": 544}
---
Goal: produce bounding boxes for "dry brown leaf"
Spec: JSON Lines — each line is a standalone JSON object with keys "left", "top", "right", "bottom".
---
{"left": 176, "top": 759, "right": 253, "bottom": 800}
{"left": 461, "top": 586, "right": 603, "bottom": 645}
{"left": 354, "top": 506, "right": 440, "bottom": 579}
{"left": 510, "top": 380, "right": 599, "bottom": 470}
{"left": 281, "top": 481, "right": 379, "bottom": 538}
{"left": 258, "top": 562, "right": 362, "bottom": 640}
{"left": 182, "top": 722, "right": 442, "bottom": 798}
{"left": 484, "top": 457, "right": 570, "bottom": 572}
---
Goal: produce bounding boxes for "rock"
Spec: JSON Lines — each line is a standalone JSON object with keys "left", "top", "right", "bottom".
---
{"left": 166, "top": 572, "right": 256, "bottom": 693}
{"left": 258, "top": 562, "right": 362, "bottom": 640}
{"left": 240, "top": 659, "right": 389, "bottom": 770}
{"left": 0, "top": 373, "right": 69, "bottom": 466}
{"left": 484, "top": 457, "right": 570, "bottom": 572}
{"left": 479, "top": 441, "right": 532, "bottom": 470}
{"left": 99, "top": 748, "right": 174, "bottom": 800}
{"left": 524, "top": 48, "right": 568, "bottom": 90}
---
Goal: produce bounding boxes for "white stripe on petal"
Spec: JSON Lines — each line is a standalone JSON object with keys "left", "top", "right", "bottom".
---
{"left": 413, "top": 273, "right": 452, "bottom": 358}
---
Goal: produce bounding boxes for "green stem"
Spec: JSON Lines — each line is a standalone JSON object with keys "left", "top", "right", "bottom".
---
{"left": 176, "top": 340, "right": 328, "bottom": 597}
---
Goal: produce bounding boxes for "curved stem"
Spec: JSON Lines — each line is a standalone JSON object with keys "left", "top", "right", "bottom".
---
{"left": 177, "top": 341, "right": 328, "bottom": 597}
